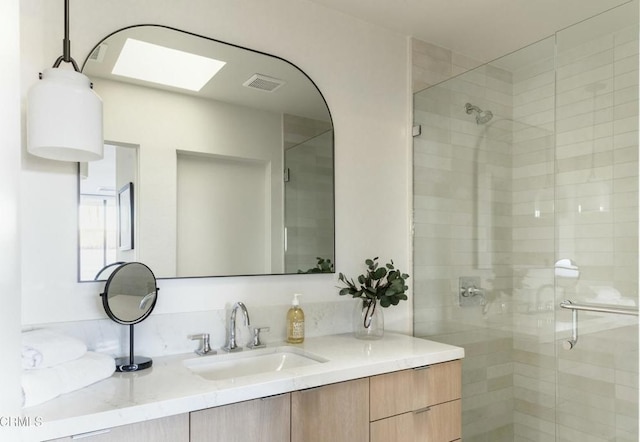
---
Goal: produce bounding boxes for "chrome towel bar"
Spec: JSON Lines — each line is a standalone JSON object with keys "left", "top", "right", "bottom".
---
{"left": 559, "top": 300, "right": 638, "bottom": 350}
{"left": 559, "top": 300, "right": 638, "bottom": 316}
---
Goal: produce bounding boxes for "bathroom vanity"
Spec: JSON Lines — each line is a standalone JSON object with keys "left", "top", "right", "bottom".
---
{"left": 24, "top": 333, "right": 463, "bottom": 442}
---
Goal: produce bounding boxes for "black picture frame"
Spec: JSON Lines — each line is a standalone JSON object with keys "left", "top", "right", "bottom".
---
{"left": 118, "top": 182, "right": 134, "bottom": 250}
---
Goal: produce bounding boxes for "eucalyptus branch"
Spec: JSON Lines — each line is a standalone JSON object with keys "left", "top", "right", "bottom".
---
{"left": 337, "top": 257, "right": 409, "bottom": 308}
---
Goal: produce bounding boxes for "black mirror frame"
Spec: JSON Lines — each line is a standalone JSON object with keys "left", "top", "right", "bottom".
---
{"left": 100, "top": 261, "right": 159, "bottom": 325}
{"left": 78, "top": 24, "right": 335, "bottom": 282}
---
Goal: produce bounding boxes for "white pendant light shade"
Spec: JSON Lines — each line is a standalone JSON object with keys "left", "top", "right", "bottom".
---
{"left": 27, "top": 68, "right": 103, "bottom": 162}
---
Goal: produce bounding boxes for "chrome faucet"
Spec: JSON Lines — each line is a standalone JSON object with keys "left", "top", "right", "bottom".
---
{"left": 222, "top": 302, "right": 250, "bottom": 352}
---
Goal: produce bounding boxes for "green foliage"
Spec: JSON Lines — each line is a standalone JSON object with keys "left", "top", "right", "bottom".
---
{"left": 337, "top": 257, "right": 409, "bottom": 308}
{"left": 298, "top": 257, "right": 334, "bottom": 274}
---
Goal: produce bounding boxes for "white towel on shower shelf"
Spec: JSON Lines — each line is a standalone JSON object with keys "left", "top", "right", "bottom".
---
{"left": 22, "top": 351, "right": 115, "bottom": 408}
{"left": 21, "top": 328, "right": 88, "bottom": 370}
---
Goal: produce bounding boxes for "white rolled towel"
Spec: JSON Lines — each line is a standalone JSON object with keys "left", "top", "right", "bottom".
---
{"left": 22, "top": 351, "right": 115, "bottom": 408}
{"left": 22, "top": 329, "right": 87, "bottom": 370}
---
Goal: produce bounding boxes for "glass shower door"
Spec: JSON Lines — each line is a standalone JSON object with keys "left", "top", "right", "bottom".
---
{"left": 553, "top": 4, "right": 639, "bottom": 441}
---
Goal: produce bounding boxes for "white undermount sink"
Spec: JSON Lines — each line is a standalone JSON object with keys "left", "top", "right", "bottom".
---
{"left": 183, "top": 346, "right": 328, "bottom": 381}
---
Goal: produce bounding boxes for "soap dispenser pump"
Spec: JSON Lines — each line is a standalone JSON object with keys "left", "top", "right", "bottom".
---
{"left": 286, "top": 294, "right": 305, "bottom": 344}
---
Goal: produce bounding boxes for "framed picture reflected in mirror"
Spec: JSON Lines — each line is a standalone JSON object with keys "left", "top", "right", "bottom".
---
{"left": 118, "top": 182, "right": 134, "bottom": 251}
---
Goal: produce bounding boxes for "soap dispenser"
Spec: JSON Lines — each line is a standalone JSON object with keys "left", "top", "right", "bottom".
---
{"left": 286, "top": 294, "right": 305, "bottom": 344}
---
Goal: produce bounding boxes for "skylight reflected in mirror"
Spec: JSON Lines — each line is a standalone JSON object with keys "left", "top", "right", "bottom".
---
{"left": 112, "top": 38, "right": 226, "bottom": 91}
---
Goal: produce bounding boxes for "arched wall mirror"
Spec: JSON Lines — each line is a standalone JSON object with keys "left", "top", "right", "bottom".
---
{"left": 79, "top": 25, "right": 335, "bottom": 281}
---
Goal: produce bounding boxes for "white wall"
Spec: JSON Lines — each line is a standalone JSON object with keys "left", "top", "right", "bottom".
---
{"left": 19, "top": 0, "right": 412, "bottom": 333}
{"left": 0, "top": 0, "right": 24, "bottom": 431}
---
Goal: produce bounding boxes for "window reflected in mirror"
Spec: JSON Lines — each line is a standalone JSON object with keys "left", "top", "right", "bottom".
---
{"left": 79, "top": 143, "right": 138, "bottom": 280}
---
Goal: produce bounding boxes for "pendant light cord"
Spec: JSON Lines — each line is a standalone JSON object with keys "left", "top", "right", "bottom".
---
{"left": 52, "top": 0, "right": 79, "bottom": 71}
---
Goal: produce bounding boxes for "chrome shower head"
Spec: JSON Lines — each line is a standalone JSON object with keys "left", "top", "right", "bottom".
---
{"left": 465, "top": 102, "right": 493, "bottom": 125}
{"left": 476, "top": 110, "right": 493, "bottom": 125}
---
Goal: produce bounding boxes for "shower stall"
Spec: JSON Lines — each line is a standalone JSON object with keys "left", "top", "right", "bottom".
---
{"left": 412, "top": 2, "right": 638, "bottom": 441}
{"left": 284, "top": 129, "right": 334, "bottom": 273}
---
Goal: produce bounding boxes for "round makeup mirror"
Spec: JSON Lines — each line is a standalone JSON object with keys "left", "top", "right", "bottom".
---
{"left": 101, "top": 262, "right": 159, "bottom": 372}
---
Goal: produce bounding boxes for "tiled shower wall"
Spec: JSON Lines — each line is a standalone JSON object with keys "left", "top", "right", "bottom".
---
{"left": 412, "top": 3, "right": 638, "bottom": 441}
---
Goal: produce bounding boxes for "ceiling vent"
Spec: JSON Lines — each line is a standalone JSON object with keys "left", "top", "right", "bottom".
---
{"left": 242, "top": 74, "right": 285, "bottom": 92}
{"left": 88, "top": 43, "right": 108, "bottom": 63}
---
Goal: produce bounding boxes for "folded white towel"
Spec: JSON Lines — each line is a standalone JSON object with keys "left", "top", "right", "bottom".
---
{"left": 22, "top": 351, "right": 115, "bottom": 408}
{"left": 22, "top": 329, "right": 87, "bottom": 370}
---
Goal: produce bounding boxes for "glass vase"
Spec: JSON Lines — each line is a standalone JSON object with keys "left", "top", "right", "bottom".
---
{"left": 353, "top": 298, "right": 384, "bottom": 340}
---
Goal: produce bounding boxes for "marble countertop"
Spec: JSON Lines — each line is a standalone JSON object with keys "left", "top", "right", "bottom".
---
{"left": 22, "top": 333, "right": 463, "bottom": 441}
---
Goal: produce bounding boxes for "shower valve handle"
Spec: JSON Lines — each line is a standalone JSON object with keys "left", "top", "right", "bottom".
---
{"left": 461, "top": 286, "right": 483, "bottom": 297}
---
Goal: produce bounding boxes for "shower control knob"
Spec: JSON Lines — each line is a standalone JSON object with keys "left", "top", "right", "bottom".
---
{"left": 461, "top": 286, "right": 483, "bottom": 297}
{"left": 563, "top": 340, "right": 575, "bottom": 350}
{"left": 458, "top": 277, "right": 486, "bottom": 307}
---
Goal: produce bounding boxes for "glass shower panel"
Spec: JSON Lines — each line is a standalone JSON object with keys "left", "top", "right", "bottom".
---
{"left": 509, "top": 37, "right": 558, "bottom": 442}
{"left": 554, "top": 3, "right": 639, "bottom": 441}
{"left": 412, "top": 36, "right": 556, "bottom": 441}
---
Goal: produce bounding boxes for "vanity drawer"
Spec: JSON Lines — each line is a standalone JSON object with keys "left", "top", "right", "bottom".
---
{"left": 370, "top": 399, "right": 461, "bottom": 442}
{"left": 369, "top": 359, "right": 461, "bottom": 421}
{"left": 413, "top": 400, "right": 461, "bottom": 442}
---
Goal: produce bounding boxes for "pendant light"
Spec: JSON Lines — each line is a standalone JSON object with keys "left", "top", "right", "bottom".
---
{"left": 27, "top": 0, "right": 103, "bottom": 162}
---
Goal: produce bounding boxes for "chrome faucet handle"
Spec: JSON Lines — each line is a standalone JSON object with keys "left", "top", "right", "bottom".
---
{"left": 248, "top": 326, "right": 270, "bottom": 349}
{"left": 189, "top": 333, "right": 215, "bottom": 356}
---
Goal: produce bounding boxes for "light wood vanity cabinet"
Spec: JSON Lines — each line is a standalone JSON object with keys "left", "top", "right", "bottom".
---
{"left": 370, "top": 360, "right": 462, "bottom": 442}
{"left": 291, "top": 377, "right": 369, "bottom": 442}
{"left": 191, "top": 393, "right": 290, "bottom": 442}
{"left": 47, "top": 359, "right": 461, "bottom": 442}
